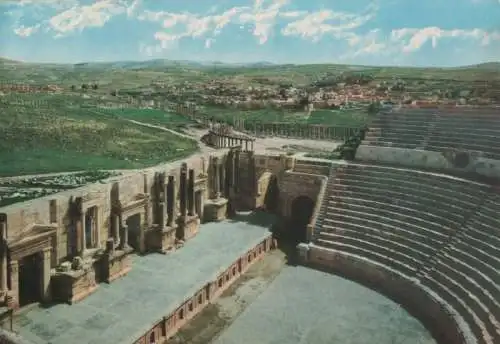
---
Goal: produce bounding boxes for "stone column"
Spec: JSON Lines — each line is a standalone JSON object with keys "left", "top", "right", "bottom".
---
{"left": 219, "top": 158, "right": 226, "bottom": 197}
{"left": 167, "top": 176, "right": 176, "bottom": 226}
{"left": 188, "top": 169, "right": 195, "bottom": 216}
{"left": 158, "top": 202, "right": 166, "bottom": 229}
{"left": 245, "top": 140, "right": 249, "bottom": 152}
{"left": 41, "top": 247, "right": 51, "bottom": 302}
{"left": 0, "top": 222, "right": 7, "bottom": 292}
{"left": 234, "top": 149, "right": 240, "bottom": 192}
{"left": 119, "top": 219, "right": 129, "bottom": 249}
{"left": 248, "top": 151, "right": 257, "bottom": 196}
{"left": 112, "top": 213, "right": 120, "bottom": 245}
{"left": 9, "top": 260, "right": 18, "bottom": 309}
{"left": 80, "top": 212, "right": 86, "bottom": 255}
{"left": 227, "top": 151, "right": 234, "bottom": 190}
{"left": 212, "top": 156, "right": 220, "bottom": 199}
{"left": 180, "top": 164, "right": 187, "bottom": 218}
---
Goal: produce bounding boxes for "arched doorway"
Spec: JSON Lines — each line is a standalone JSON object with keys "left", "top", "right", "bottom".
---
{"left": 289, "top": 196, "right": 315, "bottom": 243}
{"left": 264, "top": 175, "right": 280, "bottom": 213}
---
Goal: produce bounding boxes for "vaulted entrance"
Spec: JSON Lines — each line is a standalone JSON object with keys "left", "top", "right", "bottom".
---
{"left": 264, "top": 175, "right": 280, "bottom": 213}
{"left": 289, "top": 196, "right": 315, "bottom": 243}
{"left": 18, "top": 253, "right": 41, "bottom": 307}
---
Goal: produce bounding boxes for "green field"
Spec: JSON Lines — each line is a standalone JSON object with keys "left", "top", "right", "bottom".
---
{"left": 98, "top": 108, "right": 195, "bottom": 130}
{"left": 0, "top": 103, "right": 198, "bottom": 176}
{"left": 201, "top": 106, "right": 370, "bottom": 127}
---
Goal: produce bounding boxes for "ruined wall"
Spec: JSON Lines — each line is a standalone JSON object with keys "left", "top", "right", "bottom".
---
{"left": 0, "top": 153, "right": 222, "bottom": 267}
{"left": 356, "top": 145, "right": 500, "bottom": 178}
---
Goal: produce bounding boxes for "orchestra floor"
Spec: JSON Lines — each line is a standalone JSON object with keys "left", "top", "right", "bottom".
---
{"left": 214, "top": 265, "right": 436, "bottom": 344}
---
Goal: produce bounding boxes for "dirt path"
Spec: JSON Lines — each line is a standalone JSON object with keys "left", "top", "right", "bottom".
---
{"left": 167, "top": 249, "right": 288, "bottom": 344}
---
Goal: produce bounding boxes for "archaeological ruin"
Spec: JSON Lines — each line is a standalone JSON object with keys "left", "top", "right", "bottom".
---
{"left": 0, "top": 106, "right": 498, "bottom": 344}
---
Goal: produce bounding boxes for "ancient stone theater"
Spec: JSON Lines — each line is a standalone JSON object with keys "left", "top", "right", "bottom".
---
{"left": 0, "top": 107, "right": 499, "bottom": 344}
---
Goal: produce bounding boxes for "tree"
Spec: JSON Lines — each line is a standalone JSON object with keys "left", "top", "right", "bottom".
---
{"left": 70, "top": 85, "right": 76, "bottom": 91}
{"left": 81, "top": 84, "right": 88, "bottom": 90}
{"left": 91, "top": 83, "right": 98, "bottom": 90}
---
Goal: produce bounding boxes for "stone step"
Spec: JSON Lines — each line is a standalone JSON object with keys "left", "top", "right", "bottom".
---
{"left": 427, "top": 267, "right": 500, "bottom": 343}
{"left": 327, "top": 199, "right": 458, "bottom": 236}
{"left": 317, "top": 231, "right": 425, "bottom": 269}
{"left": 420, "top": 274, "right": 493, "bottom": 344}
{"left": 327, "top": 181, "right": 480, "bottom": 212}
{"left": 453, "top": 240, "right": 500, "bottom": 271}
{"left": 315, "top": 238, "right": 417, "bottom": 277}
{"left": 327, "top": 193, "right": 466, "bottom": 226}
{"left": 321, "top": 214, "right": 444, "bottom": 248}
{"left": 325, "top": 205, "right": 451, "bottom": 242}
{"left": 329, "top": 168, "right": 484, "bottom": 195}
{"left": 319, "top": 221, "right": 435, "bottom": 257}
{"left": 437, "top": 251, "right": 500, "bottom": 305}
{"left": 446, "top": 246, "right": 500, "bottom": 286}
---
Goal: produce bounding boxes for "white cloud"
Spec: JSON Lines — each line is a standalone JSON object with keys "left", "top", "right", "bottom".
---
{"left": 391, "top": 27, "right": 500, "bottom": 52}
{"left": 281, "top": 9, "right": 374, "bottom": 42}
{"left": 11, "top": 0, "right": 140, "bottom": 38}
{"left": 13, "top": 24, "right": 40, "bottom": 37}
{"left": 238, "top": 0, "right": 290, "bottom": 44}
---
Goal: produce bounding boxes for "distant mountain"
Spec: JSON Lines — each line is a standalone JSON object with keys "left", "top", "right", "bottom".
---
{"left": 456, "top": 62, "right": 500, "bottom": 70}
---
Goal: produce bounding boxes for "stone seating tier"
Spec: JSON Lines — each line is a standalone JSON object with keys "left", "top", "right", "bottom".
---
{"left": 313, "top": 163, "right": 499, "bottom": 344}
{"left": 365, "top": 109, "right": 500, "bottom": 159}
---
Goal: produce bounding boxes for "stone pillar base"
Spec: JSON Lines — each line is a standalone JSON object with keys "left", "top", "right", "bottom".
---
{"left": 203, "top": 198, "right": 228, "bottom": 222}
{"left": 296, "top": 243, "right": 311, "bottom": 264}
{"left": 51, "top": 266, "right": 98, "bottom": 304}
{"left": 102, "top": 248, "right": 133, "bottom": 283}
{"left": 147, "top": 225, "right": 177, "bottom": 254}
{"left": 182, "top": 215, "right": 200, "bottom": 241}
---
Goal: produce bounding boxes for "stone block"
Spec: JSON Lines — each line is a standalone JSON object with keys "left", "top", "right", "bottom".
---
{"left": 203, "top": 198, "right": 228, "bottom": 222}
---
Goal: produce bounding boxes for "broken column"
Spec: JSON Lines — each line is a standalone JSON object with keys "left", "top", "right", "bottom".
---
{"left": 179, "top": 163, "right": 187, "bottom": 218}
{"left": 188, "top": 169, "right": 195, "bottom": 216}
{"left": 203, "top": 155, "right": 228, "bottom": 222}
{"left": 166, "top": 175, "right": 176, "bottom": 227}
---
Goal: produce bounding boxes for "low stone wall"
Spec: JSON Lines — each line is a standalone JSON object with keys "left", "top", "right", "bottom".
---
{"left": 301, "top": 245, "right": 474, "bottom": 344}
{"left": 356, "top": 145, "right": 500, "bottom": 178}
{"left": 132, "top": 235, "right": 274, "bottom": 344}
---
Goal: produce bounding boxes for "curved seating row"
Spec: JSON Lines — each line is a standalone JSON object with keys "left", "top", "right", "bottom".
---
{"left": 313, "top": 162, "right": 498, "bottom": 344}
{"left": 364, "top": 108, "right": 500, "bottom": 159}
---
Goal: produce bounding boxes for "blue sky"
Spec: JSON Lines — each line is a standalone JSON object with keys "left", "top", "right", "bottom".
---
{"left": 0, "top": 0, "right": 499, "bottom": 66}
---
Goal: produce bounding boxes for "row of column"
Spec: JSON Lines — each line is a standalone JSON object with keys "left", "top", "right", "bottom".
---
{"left": 248, "top": 123, "right": 357, "bottom": 140}
{"left": 156, "top": 164, "right": 197, "bottom": 231}
{"left": 209, "top": 149, "right": 240, "bottom": 200}
{"left": 214, "top": 134, "right": 254, "bottom": 151}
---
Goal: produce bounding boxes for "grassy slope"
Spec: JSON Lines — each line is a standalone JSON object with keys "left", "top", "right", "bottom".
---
{"left": 0, "top": 103, "right": 198, "bottom": 176}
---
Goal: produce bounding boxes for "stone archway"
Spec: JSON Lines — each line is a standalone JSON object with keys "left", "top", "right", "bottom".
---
{"left": 289, "top": 196, "right": 315, "bottom": 243}
{"left": 264, "top": 175, "right": 280, "bottom": 213}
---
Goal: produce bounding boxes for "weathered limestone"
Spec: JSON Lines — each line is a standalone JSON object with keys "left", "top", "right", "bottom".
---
{"left": 204, "top": 156, "right": 228, "bottom": 222}
{"left": 176, "top": 164, "right": 200, "bottom": 241}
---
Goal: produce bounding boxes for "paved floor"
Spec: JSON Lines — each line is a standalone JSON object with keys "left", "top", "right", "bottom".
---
{"left": 14, "top": 211, "right": 275, "bottom": 344}
{"left": 214, "top": 265, "right": 436, "bottom": 344}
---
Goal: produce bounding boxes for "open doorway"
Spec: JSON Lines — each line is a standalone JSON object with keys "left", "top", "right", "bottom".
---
{"left": 289, "top": 196, "right": 315, "bottom": 243}
{"left": 264, "top": 175, "right": 280, "bottom": 213}
{"left": 126, "top": 213, "right": 141, "bottom": 251}
{"left": 84, "top": 206, "right": 97, "bottom": 249}
{"left": 18, "top": 253, "right": 41, "bottom": 307}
